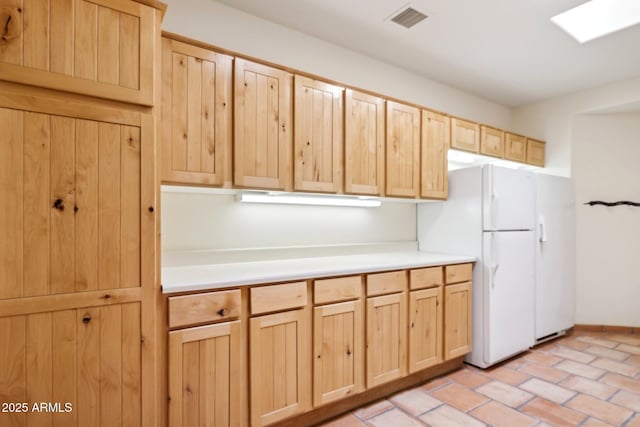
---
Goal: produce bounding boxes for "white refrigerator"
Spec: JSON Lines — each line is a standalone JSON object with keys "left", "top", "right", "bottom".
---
{"left": 418, "top": 165, "right": 537, "bottom": 368}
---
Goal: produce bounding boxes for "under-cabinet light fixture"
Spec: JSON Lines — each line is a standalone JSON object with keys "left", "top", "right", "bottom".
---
{"left": 237, "top": 192, "right": 381, "bottom": 207}
{"left": 551, "top": 0, "right": 640, "bottom": 43}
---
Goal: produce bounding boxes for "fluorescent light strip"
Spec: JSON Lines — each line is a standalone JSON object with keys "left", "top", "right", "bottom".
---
{"left": 238, "top": 192, "right": 382, "bottom": 207}
{"left": 551, "top": 0, "right": 640, "bottom": 43}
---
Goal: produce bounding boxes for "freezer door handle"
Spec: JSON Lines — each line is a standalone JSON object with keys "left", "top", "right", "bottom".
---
{"left": 539, "top": 216, "right": 548, "bottom": 242}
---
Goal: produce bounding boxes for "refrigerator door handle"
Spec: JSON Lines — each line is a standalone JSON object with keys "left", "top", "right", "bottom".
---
{"left": 539, "top": 216, "right": 548, "bottom": 242}
{"left": 491, "top": 264, "right": 500, "bottom": 288}
{"left": 491, "top": 232, "right": 499, "bottom": 288}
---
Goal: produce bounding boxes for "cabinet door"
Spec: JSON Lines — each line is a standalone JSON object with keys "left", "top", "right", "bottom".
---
{"left": 421, "top": 110, "right": 449, "bottom": 199}
{"left": 408, "top": 287, "right": 442, "bottom": 373}
{"left": 0, "top": 101, "right": 154, "bottom": 299}
{"left": 0, "top": 0, "right": 156, "bottom": 105}
{"left": 504, "top": 133, "right": 526, "bottom": 163}
{"left": 161, "top": 38, "right": 232, "bottom": 186}
{"left": 234, "top": 59, "right": 292, "bottom": 190}
{"left": 444, "top": 282, "right": 472, "bottom": 360}
{"left": 451, "top": 118, "right": 479, "bottom": 152}
{"left": 526, "top": 138, "right": 545, "bottom": 166}
{"left": 0, "top": 303, "right": 144, "bottom": 427}
{"left": 250, "top": 309, "right": 309, "bottom": 426}
{"left": 168, "top": 321, "right": 241, "bottom": 427}
{"left": 313, "top": 301, "right": 364, "bottom": 406}
{"left": 344, "top": 89, "right": 384, "bottom": 195}
{"left": 366, "top": 293, "right": 407, "bottom": 387}
{"left": 294, "top": 76, "right": 343, "bottom": 193}
{"left": 386, "top": 101, "right": 420, "bottom": 197}
{"left": 480, "top": 126, "right": 505, "bottom": 158}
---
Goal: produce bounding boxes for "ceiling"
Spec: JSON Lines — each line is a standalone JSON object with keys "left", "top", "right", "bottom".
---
{"left": 214, "top": 0, "right": 640, "bottom": 107}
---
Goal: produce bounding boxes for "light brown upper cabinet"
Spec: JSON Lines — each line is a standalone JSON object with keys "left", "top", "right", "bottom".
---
{"left": 480, "top": 126, "right": 505, "bottom": 158}
{"left": 421, "top": 110, "right": 449, "bottom": 199}
{"left": 0, "top": 0, "right": 157, "bottom": 105}
{"left": 451, "top": 118, "right": 480, "bottom": 153}
{"left": 344, "top": 90, "right": 385, "bottom": 196}
{"left": 386, "top": 101, "right": 420, "bottom": 198}
{"left": 504, "top": 133, "right": 527, "bottom": 163}
{"left": 526, "top": 138, "right": 545, "bottom": 166}
{"left": 294, "top": 76, "right": 343, "bottom": 193}
{"left": 234, "top": 59, "right": 293, "bottom": 191}
{"left": 161, "top": 38, "right": 232, "bottom": 187}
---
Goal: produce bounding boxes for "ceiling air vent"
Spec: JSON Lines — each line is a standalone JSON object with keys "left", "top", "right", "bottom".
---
{"left": 390, "top": 6, "right": 428, "bottom": 29}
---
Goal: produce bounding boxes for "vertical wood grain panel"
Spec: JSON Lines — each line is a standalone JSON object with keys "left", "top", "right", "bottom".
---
{"left": 23, "top": 0, "right": 49, "bottom": 70}
{"left": 26, "top": 312, "right": 53, "bottom": 426}
{"left": 284, "top": 321, "right": 297, "bottom": 407}
{"left": 75, "top": 0, "right": 97, "bottom": 80}
{"left": 118, "top": 12, "right": 139, "bottom": 90}
{"left": 273, "top": 323, "right": 286, "bottom": 411}
{"left": 171, "top": 53, "right": 187, "bottom": 171}
{"left": 214, "top": 336, "right": 230, "bottom": 427}
{"left": 260, "top": 326, "right": 273, "bottom": 414}
{"left": 182, "top": 341, "right": 199, "bottom": 427}
{"left": 121, "top": 303, "right": 141, "bottom": 427}
{"left": 100, "top": 304, "right": 122, "bottom": 426}
{"left": 254, "top": 73, "right": 268, "bottom": 178}
{"left": 0, "top": 0, "right": 24, "bottom": 65}
{"left": 244, "top": 70, "right": 257, "bottom": 178}
{"left": 50, "top": 116, "right": 75, "bottom": 295}
{"left": 98, "top": 123, "right": 121, "bottom": 290}
{"left": 77, "top": 307, "right": 100, "bottom": 426}
{"left": 322, "top": 315, "right": 332, "bottom": 394}
{"left": 199, "top": 338, "right": 214, "bottom": 426}
{"left": 421, "top": 110, "right": 449, "bottom": 199}
{"left": 266, "top": 76, "right": 280, "bottom": 180}
{"left": 97, "top": 5, "right": 119, "bottom": 85}
{"left": 201, "top": 59, "right": 216, "bottom": 174}
{"left": 52, "top": 310, "right": 77, "bottom": 427}
{"left": 344, "top": 311, "right": 354, "bottom": 388}
{"left": 121, "top": 126, "right": 140, "bottom": 288}
{"left": 0, "top": 108, "right": 23, "bottom": 299}
{"left": 75, "top": 119, "right": 98, "bottom": 292}
{"left": 23, "top": 112, "right": 50, "bottom": 297}
{"left": 312, "top": 88, "right": 323, "bottom": 182}
{"left": 0, "top": 315, "right": 26, "bottom": 427}
{"left": 186, "top": 56, "right": 202, "bottom": 172}
{"left": 50, "top": 0, "right": 74, "bottom": 75}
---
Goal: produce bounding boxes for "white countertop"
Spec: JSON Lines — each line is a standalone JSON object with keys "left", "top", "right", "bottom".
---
{"left": 161, "top": 251, "right": 475, "bottom": 294}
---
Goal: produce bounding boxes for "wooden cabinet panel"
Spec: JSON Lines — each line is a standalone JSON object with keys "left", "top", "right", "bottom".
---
{"left": 0, "top": 104, "right": 153, "bottom": 299}
{"left": 505, "top": 133, "right": 527, "bottom": 163}
{"left": 526, "top": 138, "right": 545, "bottom": 166}
{"left": 234, "top": 59, "right": 292, "bottom": 190}
{"left": 344, "top": 90, "right": 385, "bottom": 195}
{"left": 0, "top": 0, "right": 156, "bottom": 105}
{"left": 409, "top": 287, "right": 442, "bottom": 373}
{"left": 161, "top": 38, "right": 232, "bottom": 186}
{"left": 444, "top": 282, "right": 472, "bottom": 360}
{"left": 250, "top": 282, "right": 307, "bottom": 315}
{"left": 313, "top": 300, "right": 364, "bottom": 406}
{"left": 0, "top": 303, "right": 144, "bottom": 427}
{"left": 451, "top": 118, "right": 479, "bottom": 153}
{"left": 366, "top": 292, "right": 407, "bottom": 387}
{"left": 480, "top": 126, "right": 505, "bottom": 158}
{"left": 366, "top": 271, "right": 407, "bottom": 297}
{"left": 314, "top": 276, "right": 362, "bottom": 305}
{"left": 294, "top": 76, "right": 343, "bottom": 193}
{"left": 250, "top": 309, "right": 310, "bottom": 426}
{"left": 168, "top": 289, "right": 241, "bottom": 329}
{"left": 168, "top": 321, "right": 241, "bottom": 427}
{"left": 410, "top": 267, "right": 443, "bottom": 290}
{"left": 421, "top": 110, "right": 449, "bottom": 199}
{"left": 386, "top": 101, "right": 420, "bottom": 198}
{"left": 445, "top": 263, "right": 473, "bottom": 284}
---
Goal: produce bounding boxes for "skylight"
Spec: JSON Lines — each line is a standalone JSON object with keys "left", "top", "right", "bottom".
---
{"left": 551, "top": 0, "right": 640, "bottom": 43}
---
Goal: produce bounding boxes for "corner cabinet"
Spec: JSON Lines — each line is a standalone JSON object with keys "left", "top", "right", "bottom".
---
{"left": 161, "top": 37, "right": 233, "bottom": 186}
{"left": 293, "top": 76, "right": 343, "bottom": 193}
{"left": 0, "top": 0, "right": 157, "bottom": 105}
{"left": 234, "top": 59, "right": 293, "bottom": 191}
{"left": 421, "top": 110, "right": 449, "bottom": 199}
{"left": 386, "top": 101, "right": 420, "bottom": 198}
{"left": 526, "top": 138, "right": 545, "bottom": 166}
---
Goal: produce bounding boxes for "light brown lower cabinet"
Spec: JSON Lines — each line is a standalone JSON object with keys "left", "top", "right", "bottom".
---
{"left": 250, "top": 309, "right": 310, "bottom": 426}
{"left": 366, "top": 292, "right": 408, "bottom": 387}
{"left": 313, "top": 300, "right": 364, "bottom": 406}
{"left": 168, "top": 321, "right": 241, "bottom": 427}
{"left": 444, "top": 281, "right": 472, "bottom": 360}
{"left": 408, "top": 287, "right": 443, "bottom": 373}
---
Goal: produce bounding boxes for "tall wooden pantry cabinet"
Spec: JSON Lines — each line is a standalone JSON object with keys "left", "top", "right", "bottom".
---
{"left": 0, "top": 1, "right": 164, "bottom": 426}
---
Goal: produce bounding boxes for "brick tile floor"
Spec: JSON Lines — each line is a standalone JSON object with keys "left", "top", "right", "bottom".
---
{"left": 319, "top": 330, "right": 640, "bottom": 426}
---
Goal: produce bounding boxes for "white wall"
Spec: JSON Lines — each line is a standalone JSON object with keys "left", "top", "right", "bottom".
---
{"left": 161, "top": 192, "right": 416, "bottom": 251}
{"left": 572, "top": 113, "right": 640, "bottom": 327}
{"left": 161, "top": 0, "right": 512, "bottom": 129}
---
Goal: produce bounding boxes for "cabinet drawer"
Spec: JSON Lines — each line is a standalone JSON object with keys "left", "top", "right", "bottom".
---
{"left": 314, "top": 276, "right": 362, "bottom": 305}
{"left": 445, "top": 264, "right": 473, "bottom": 284}
{"left": 410, "top": 267, "right": 443, "bottom": 290}
{"left": 366, "top": 271, "right": 407, "bottom": 296}
{"left": 168, "top": 289, "right": 240, "bottom": 329}
{"left": 250, "top": 281, "right": 308, "bottom": 315}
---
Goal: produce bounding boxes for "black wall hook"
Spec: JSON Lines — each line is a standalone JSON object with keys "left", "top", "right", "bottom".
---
{"left": 584, "top": 201, "right": 640, "bottom": 207}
